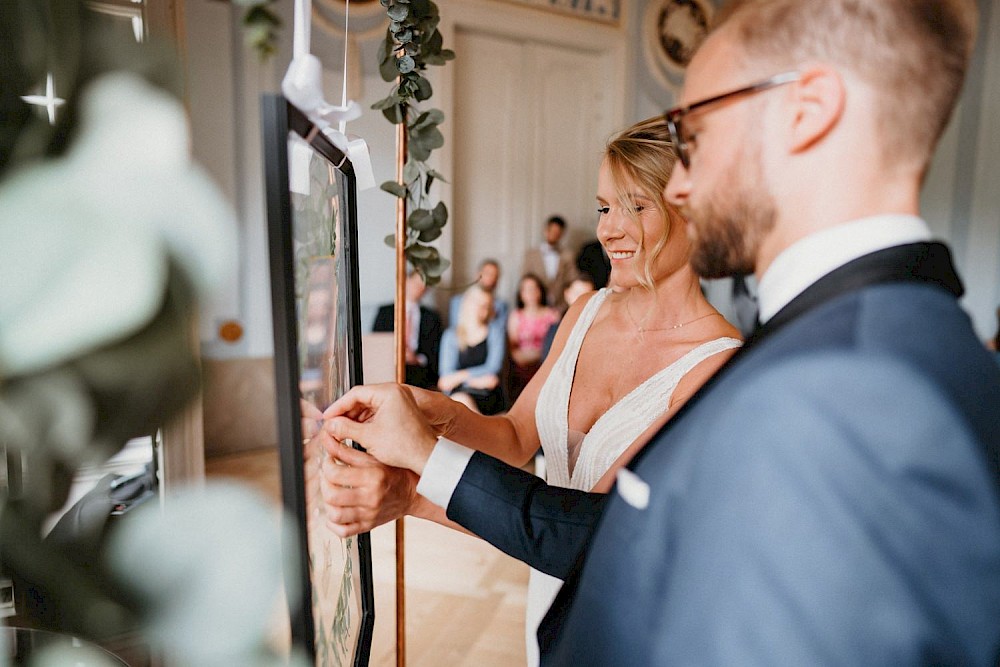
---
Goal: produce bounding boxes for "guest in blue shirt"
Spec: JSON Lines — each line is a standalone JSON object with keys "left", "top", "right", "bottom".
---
{"left": 448, "top": 258, "right": 508, "bottom": 331}
{"left": 439, "top": 284, "right": 506, "bottom": 414}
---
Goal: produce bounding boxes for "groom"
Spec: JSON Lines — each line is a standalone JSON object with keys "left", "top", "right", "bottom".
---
{"left": 326, "top": 0, "right": 1000, "bottom": 663}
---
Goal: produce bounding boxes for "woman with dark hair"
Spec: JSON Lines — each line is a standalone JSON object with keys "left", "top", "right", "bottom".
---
{"left": 507, "top": 272, "right": 559, "bottom": 401}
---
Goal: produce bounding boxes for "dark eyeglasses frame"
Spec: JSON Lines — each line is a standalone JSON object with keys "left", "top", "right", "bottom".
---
{"left": 664, "top": 71, "right": 801, "bottom": 168}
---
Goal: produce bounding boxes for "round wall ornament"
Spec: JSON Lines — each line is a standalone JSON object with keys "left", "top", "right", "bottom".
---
{"left": 643, "top": 0, "right": 713, "bottom": 92}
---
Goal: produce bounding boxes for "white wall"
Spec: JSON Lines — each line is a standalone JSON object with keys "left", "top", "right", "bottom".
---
{"left": 922, "top": 0, "right": 1000, "bottom": 339}
{"left": 185, "top": 0, "right": 1000, "bottom": 357}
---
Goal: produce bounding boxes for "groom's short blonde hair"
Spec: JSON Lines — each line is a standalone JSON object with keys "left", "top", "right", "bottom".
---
{"left": 713, "top": 0, "right": 978, "bottom": 175}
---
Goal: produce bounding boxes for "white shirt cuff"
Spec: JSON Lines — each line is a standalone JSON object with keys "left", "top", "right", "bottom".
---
{"left": 415, "top": 437, "right": 475, "bottom": 509}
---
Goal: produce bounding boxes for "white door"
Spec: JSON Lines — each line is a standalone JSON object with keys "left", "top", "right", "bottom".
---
{"left": 449, "top": 28, "right": 620, "bottom": 306}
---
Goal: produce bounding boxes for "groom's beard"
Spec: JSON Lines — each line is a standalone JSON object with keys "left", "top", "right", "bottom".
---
{"left": 686, "top": 137, "right": 776, "bottom": 280}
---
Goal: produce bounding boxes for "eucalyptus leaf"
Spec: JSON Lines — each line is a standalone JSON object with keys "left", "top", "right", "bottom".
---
{"left": 439, "top": 49, "right": 455, "bottom": 61}
{"left": 414, "top": 76, "right": 432, "bottom": 101}
{"left": 408, "top": 208, "right": 435, "bottom": 231}
{"left": 408, "top": 140, "right": 431, "bottom": 162}
{"left": 411, "top": 108, "right": 444, "bottom": 130}
{"left": 419, "top": 13, "right": 440, "bottom": 33}
{"left": 244, "top": 6, "right": 281, "bottom": 27}
{"left": 397, "top": 29, "right": 413, "bottom": 44}
{"left": 371, "top": 94, "right": 400, "bottom": 110}
{"left": 420, "top": 126, "right": 445, "bottom": 150}
{"left": 379, "top": 49, "right": 398, "bottom": 81}
{"left": 407, "top": 244, "right": 433, "bottom": 259}
{"left": 424, "top": 256, "right": 451, "bottom": 278}
{"left": 380, "top": 181, "right": 408, "bottom": 198}
{"left": 387, "top": 4, "right": 409, "bottom": 21}
{"left": 424, "top": 29, "right": 443, "bottom": 54}
{"left": 403, "top": 161, "right": 419, "bottom": 184}
{"left": 382, "top": 104, "right": 406, "bottom": 125}
{"left": 432, "top": 201, "right": 448, "bottom": 225}
{"left": 397, "top": 55, "right": 415, "bottom": 74}
{"left": 418, "top": 226, "right": 442, "bottom": 242}
{"left": 427, "top": 168, "right": 449, "bottom": 184}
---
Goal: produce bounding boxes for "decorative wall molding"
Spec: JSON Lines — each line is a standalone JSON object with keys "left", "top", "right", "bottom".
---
{"left": 494, "top": 0, "right": 622, "bottom": 26}
{"left": 642, "top": 0, "right": 712, "bottom": 94}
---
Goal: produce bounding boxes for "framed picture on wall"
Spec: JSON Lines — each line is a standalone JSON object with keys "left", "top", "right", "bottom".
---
{"left": 261, "top": 94, "right": 375, "bottom": 667}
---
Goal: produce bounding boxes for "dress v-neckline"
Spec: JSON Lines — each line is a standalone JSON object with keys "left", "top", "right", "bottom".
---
{"left": 535, "top": 289, "right": 741, "bottom": 490}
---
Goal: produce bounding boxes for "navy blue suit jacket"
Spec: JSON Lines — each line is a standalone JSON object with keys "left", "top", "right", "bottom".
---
{"left": 445, "top": 243, "right": 1000, "bottom": 665}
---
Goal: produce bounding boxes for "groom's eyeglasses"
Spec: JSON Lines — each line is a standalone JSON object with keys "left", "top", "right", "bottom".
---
{"left": 664, "top": 71, "right": 801, "bottom": 168}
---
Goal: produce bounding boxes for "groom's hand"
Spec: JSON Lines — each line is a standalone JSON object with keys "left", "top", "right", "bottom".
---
{"left": 323, "top": 383, "right": 438, "bottom": 474}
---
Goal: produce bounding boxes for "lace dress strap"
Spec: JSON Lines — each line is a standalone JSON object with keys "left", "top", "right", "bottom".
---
{"left": 570, "top": 336, "right": 742, "bottom": 489}
{"left": 534, "top": 289, "right": 609, "bottom": 487}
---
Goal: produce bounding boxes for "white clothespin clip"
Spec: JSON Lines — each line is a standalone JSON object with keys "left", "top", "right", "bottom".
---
{"left": 281, "top": 0, "right": 375, "bottom": 191}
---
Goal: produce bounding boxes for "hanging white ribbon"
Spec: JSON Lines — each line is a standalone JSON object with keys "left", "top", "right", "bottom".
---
{"left": 281, "top": 0, "right": 375, "bottom": 190}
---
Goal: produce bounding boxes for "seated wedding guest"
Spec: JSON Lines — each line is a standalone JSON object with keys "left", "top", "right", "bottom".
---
{"left": 507, "top": 273, "right": 560, "bottom": 402}
{"left": 321, "top": 116, "right": 741, "bottom": 664}
{"left": 575, "top": 238, "right": 610, "bottom": 289}
{"left": 372, "top": 269, "right": 442, "bottom": 390}
{"left": 438, "top": 284, "right": 506, "bottom": 415}
{"left": 522, "top": 215, "right": 576, "bottom": 309}
{"left": 325, "top": 1, "right": 1000, "bottom": 663}
{"left": 541, "top": 273, "right": 597, "bottom": 361}
{"left": 449, "top": 257, "right": 508, "bottom": 329}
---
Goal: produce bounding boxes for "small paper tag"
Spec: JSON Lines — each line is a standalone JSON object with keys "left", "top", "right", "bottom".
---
{"left": 288, "top": 138, "right": 312, "bottom": 196}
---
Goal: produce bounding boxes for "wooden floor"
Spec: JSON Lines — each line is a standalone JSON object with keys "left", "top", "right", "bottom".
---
{"left": 205, "top": 447, "right": 529, "bottom": 666}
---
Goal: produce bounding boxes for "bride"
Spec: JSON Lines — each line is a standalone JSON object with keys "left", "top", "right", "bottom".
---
{"left": 321, "top": 116, "right": 741, "bottom": 664}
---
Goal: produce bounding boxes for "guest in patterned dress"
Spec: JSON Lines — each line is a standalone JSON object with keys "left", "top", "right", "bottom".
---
{"left": 507, "top": 273, "right": 560, "bottom": 402}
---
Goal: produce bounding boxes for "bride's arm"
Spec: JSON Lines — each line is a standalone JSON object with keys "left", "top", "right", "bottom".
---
{"left": 412, "top": 291, "right": 597, "bottom": 468}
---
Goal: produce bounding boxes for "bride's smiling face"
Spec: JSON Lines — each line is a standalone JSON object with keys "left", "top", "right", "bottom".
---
{"left": 595, "top": 160, "right": 689, "bottom": 290}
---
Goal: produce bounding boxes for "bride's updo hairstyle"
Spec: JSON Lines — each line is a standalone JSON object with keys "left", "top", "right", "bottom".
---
{"left": 602, "top": 117, "right": 685, "bottom": 291}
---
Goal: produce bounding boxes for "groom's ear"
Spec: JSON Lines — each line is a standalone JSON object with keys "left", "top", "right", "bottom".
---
{"left": 785, "top": 65, "right": 845, "bottom": 155}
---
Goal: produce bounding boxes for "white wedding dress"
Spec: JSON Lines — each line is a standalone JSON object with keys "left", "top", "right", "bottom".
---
{"left": 525, "top": 288, "right": 741, "bottom": 665}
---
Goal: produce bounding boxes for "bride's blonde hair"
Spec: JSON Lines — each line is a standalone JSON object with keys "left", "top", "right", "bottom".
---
{"left": 602, "top": 117, "right": 685, "bottom": 291}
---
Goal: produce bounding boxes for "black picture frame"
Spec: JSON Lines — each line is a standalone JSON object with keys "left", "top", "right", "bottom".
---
{"left": 261, "top": 94, "right": 374, "bottom": 666}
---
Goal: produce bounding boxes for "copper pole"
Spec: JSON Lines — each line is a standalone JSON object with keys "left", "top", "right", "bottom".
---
{"left": 393, "top": 113, "right": 408, "bottom": 667}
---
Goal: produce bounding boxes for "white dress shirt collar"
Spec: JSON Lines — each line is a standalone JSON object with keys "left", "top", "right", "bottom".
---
{"left": 757, "top": 215, "right": 932, "bottom": 324}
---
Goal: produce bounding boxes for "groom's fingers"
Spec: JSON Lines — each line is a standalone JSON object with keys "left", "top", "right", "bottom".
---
{"left": 323, "top": 384, "right": 387, "bottom": 420}
{"left": 325, "top": 441, "right": 377, "bottom": 467}
{"left": 326, "top": 415, "right": 366, "bottom": 445}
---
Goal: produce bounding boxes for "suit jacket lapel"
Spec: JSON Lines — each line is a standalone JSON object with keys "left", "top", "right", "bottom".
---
{"left": 627, "top": 241, "right": 963, "bottom": 473}
{"left": 748, "top": 241, "right": 962, "bottom": 347}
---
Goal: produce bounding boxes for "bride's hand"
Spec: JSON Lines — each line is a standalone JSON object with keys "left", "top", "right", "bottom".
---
{"left": 407, "top": 384, "right": 460, "bottom": 437}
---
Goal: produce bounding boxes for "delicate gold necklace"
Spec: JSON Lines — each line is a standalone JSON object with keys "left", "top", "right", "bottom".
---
{"left": 625, "top": 293, "right": 718, "bottom": 334}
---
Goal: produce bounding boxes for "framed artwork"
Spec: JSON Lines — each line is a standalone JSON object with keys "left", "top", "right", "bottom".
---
{"left": 497, "top": 0, "right": 622, "bottom": 26}
{"left": 643, "top": 0, "right": 713, "bottom": 92}
{"left": 261, "top": 95, "right": 375, "bottom": 667}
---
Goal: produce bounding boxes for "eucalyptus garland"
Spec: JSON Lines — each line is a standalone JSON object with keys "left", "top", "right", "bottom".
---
{"left": 372, "top": 0, "right": 455, "bottom": 285}
{"left": 229, "top": 0, "right": 282, "bottom": 60}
